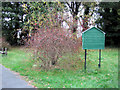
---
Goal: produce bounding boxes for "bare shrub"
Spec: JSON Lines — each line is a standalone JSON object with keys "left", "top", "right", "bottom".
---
{"left": 23, "top": 2, "right": 82, "bottom": 70}
{"left": 28, "top": 27, "right": 81, "bottom": 70}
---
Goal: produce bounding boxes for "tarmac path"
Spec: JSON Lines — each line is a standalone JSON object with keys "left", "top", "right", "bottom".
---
{"left": 0, "top": 64, "right": 36, "bottom": 89}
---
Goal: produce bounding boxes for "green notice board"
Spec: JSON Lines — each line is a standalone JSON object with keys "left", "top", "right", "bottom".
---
{"left": 82, "top": 27, "right": 105, "bottom": 49}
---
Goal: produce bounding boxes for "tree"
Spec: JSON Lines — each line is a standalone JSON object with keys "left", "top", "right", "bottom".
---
{"left": 2, "top": 2, "right": 25, "bottom": 45}
{"left": 65, "top": 2, "right": 81, "bottom": 33}
{"left": 22, "top": 2, "right": 64, "bottom": 37}
{"left": 96, "top": 2, "right": 120, "bottom": 46}
{"left": 23, "top": 2, "right": 81, "bottom": 69}
{"left": 65, "top": 1, "right": 97, "bottom": 37}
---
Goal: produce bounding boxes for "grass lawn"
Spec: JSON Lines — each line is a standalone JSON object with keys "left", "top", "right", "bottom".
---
{"left": 1, "top": 47, "right": 118, "bottom": 88}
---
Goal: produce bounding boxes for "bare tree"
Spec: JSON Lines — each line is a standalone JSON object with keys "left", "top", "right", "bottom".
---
{"left": 66, "top": 1, "right": 81, "bottom": 33}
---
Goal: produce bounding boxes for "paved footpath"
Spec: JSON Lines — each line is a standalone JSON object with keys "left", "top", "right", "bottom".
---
{"left": 0, "top": 64, "right": 36, "bottom": 89}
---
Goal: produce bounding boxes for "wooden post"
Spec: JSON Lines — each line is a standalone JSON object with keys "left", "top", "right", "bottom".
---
{"left": 85, "top": 49, "right": 87, "bottom": 70}
{"left": 98, "top": 49, "right": 101, "bottom": 68}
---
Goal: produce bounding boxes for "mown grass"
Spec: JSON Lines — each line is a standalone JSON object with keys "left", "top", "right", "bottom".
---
{"left": 1, "top": 47, "right": 118, "bottom": 88}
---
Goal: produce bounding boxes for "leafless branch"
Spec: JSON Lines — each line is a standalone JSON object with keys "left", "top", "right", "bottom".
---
{"left": 65, "top": 1, "right": 71, "bottom": 8}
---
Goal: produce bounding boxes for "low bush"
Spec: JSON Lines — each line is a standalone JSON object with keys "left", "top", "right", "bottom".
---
{"left": 28, "top": 27, "right": 81, "bottom": 70}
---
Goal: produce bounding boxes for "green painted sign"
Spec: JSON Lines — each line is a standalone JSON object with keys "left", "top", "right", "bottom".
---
{"left": 82, "top": 27, "right": 105, "bottom": 49}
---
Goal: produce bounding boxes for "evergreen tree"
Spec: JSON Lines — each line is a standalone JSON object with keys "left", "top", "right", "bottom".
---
{"left": 2, "top": 2, "right": 25, "bottom": 45}
{"left": 96, "top": 2, "right": 120, "bottom": 46}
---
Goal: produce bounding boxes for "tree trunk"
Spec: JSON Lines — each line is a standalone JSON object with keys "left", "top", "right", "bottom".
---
{"left": 66, "top": 2, "right": 81, "bottom": 34}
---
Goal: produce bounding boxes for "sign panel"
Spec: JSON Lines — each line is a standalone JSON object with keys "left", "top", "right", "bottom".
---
{"left": 82, "top": 27, "right": 105, "bottom": 49}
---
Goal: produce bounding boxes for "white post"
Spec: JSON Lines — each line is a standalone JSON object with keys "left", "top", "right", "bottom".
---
{"left": 5, "top": 48, "right": 7, "bottom": 55}
{"left": 2, "top": 48, "right": 4, "bottom": 54}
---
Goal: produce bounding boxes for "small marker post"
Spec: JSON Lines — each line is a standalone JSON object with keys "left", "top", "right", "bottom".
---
{"left": 5, "top": 48, "right": 7, "bottom": 55}
{"left": 98, "top": 49, "right": 101, "bottom": 68}
{"left": 85, "top": 49, "right": 87, "bottom": 70}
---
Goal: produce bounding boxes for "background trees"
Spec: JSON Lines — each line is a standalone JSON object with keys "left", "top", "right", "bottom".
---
{"left": 2, "top": 1, "right": 119, "bottom": 47}
{"left": 96, "top": 2, "right": 120, "bottom": 46}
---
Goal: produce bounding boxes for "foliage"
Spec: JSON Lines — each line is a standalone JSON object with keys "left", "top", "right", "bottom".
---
{"left": 2, "top": 2, "right": 25, "bottom": 45}
{"left": 1, "top": 47, "right": 118, "bottom": 88}
{"left": 81, "top": 2, "right": 97, "bottom": 31}
{"left": 23, "top": 2, "right": 97, "bottom": 37}
{"left": 96, "top": 2, "right": 120, "bottom": 46}
{"left": 22, "top": 2, "right": 64, "bottom": 36}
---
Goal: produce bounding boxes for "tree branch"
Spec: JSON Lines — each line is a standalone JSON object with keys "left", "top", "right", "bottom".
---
{"left": 66, "top": 1, "right": 71, "bottom": 8}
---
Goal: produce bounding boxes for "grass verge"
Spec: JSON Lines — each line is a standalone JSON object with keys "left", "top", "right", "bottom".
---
{"left": 1, "top": 47, "right": 118, "bottom": 88}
